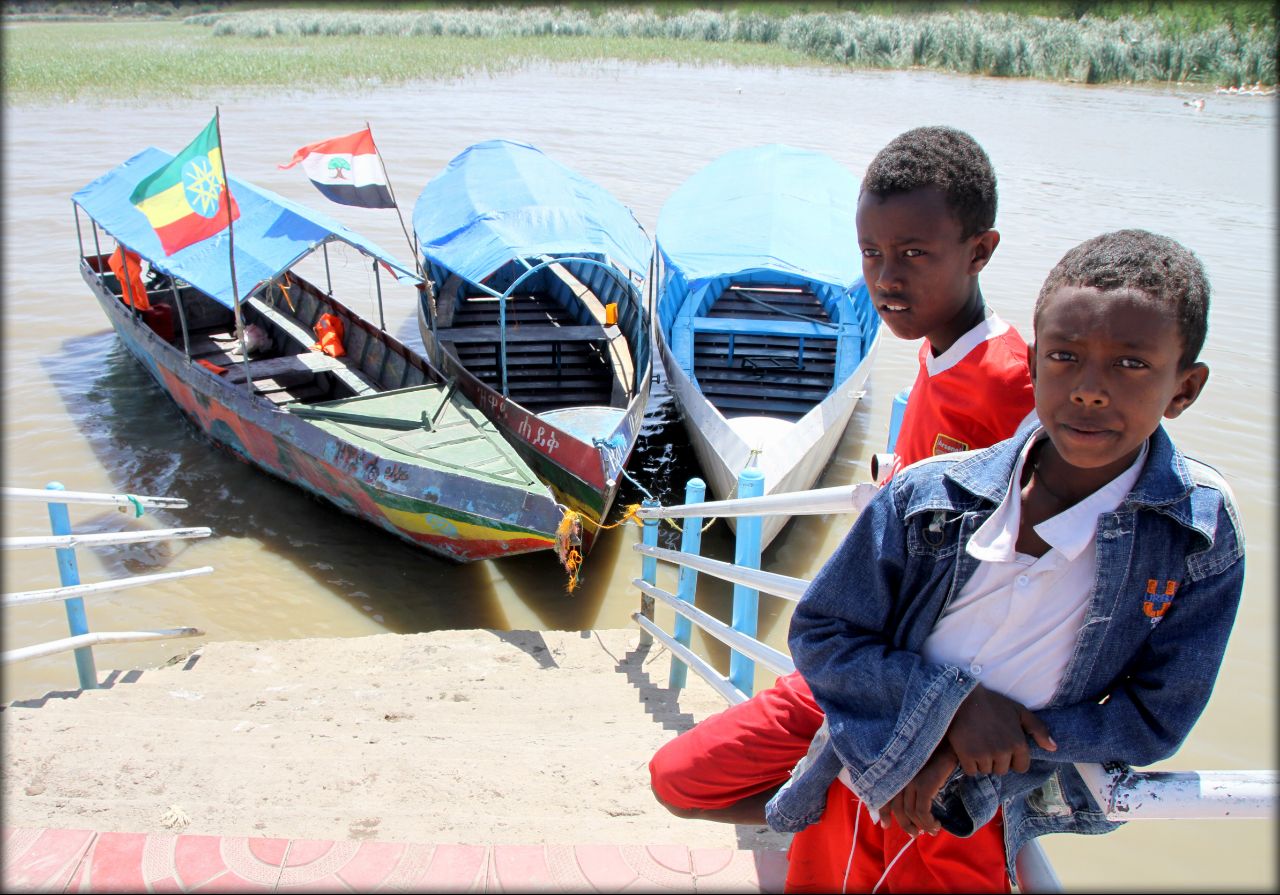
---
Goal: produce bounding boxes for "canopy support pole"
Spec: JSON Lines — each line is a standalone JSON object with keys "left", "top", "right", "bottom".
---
{"left": 73, "top": 203, "right": 85, "bottom": 260}
{"left": 90, "top": 219, "right": 102, "bottom": 271}
{"left": 373, "top": 258, "right": 385, "bottom": 330}
{"left": 323, "top": 243, "right": 333, "bottom": 296}
{"left": 170, "top": 279, "right": 191, "bottom": 358}
{"left": 213, "top": 108, "right": 251, "bottom": 390}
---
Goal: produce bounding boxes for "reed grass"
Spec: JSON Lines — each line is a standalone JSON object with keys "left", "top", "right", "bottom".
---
{"left": 4, "top": 4, "right": 1274, "bottom": 103}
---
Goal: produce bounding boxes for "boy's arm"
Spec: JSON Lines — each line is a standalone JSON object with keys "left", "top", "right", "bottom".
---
{"left": 1028, "top": 555, "right": 1245, "bottom": 766}
{"left": 789, "top": 481, "right": 978, "bottom": 810}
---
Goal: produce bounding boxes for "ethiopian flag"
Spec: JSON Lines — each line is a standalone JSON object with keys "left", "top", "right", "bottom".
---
{"left": 130, "top": 115, "right": 240, "bottom": 255}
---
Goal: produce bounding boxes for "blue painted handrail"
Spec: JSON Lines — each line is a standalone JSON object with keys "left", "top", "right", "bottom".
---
{"left": 2, "top": 483, "right": 211, "bottom": 690}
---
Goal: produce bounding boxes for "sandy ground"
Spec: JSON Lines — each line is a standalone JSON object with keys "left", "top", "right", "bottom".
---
{"left": 2, "top": 629, "right": 792, "bottom": 853}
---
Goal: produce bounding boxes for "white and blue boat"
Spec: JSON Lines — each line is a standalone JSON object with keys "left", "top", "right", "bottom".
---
{"left": 654, "top": 144, "right": 881, "bottom": 549}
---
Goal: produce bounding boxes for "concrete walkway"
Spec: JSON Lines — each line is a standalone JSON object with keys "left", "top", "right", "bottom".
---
{"left": 3, "top": 629, "right": 792, "bottom": 892}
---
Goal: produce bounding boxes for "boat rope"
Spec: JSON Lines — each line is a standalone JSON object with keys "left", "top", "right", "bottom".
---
{"left": 275, "top": 272, "right": 296, "bottom": 313}
{"left": 554, "top": 511, "right": 584, "bottom": 594}
{"left": 120, "top": 495, "right": 145, "bottom": 518}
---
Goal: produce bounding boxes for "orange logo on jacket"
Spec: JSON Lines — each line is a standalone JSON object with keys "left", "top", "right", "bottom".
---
{"left": 932, "top": 433, "right": 969, "bottom": 455}
{"left": 1143, "top": 579, "right": 1178, "bottom": 618}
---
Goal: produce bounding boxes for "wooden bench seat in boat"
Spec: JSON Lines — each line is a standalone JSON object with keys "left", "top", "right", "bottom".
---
{"left": 245, "top": 297, "right": 379, "bottom": 396}
{"left": 439, "top": 323, "right": 614, "bottom": 344}
{"left": 222, "top": 352, "right": 349, "bottom": 383}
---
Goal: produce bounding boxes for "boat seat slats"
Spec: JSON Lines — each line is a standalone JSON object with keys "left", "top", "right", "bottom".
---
{"left": 439, "top": 324, "right": 613, "bottom": 344}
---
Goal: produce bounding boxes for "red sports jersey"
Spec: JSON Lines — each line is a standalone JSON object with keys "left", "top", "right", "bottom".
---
{"left": 888, "top": 314, "right": 1034, "bottom": 479}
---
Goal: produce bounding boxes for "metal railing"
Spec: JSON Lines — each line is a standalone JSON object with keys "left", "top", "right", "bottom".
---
{"left": 631, "top": 472, "right": 1276, "bottom": 893}
{"left": 3, "top": 483, "right": 212, "bottom": 690}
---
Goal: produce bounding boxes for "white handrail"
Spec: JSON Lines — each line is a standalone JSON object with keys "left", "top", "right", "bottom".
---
{"left": 4, "top": 527, "right": 212, "bottom": 550}
{"left": 634, "top": 578, "right": 795, "bottom": 676}
{"left": 2, "top": 627, "right": 203, "bottom": 663}
{"left": 1076, "top": 763, "right": 1277, "bottom": 821}
{"left": 4, "top": 566, "right": 215, "bottom": 607}
{"left": 635, "top": 482, "right": 878, "bottom": 520}
{"left": 633, "top": 614, "right": 744, "bottom": 705}
{"left": 3, "top": 486, "right": 189, "bottom": 510}
{"left": 634, "top": 542, "right": 808, "bottom": 600}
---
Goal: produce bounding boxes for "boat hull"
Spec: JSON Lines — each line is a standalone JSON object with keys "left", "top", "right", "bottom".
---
{"left": 85, "top": 268, "right": 562, "bottom": 563}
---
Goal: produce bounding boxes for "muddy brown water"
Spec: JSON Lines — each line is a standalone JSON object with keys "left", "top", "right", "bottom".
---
{"left": 2, "top": 63, "right": 1274, "bottom": 888}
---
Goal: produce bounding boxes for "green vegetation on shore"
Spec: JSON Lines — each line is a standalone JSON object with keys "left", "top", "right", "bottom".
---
{"left": 4, "top": 2, "right": 1274, "bottom": 103}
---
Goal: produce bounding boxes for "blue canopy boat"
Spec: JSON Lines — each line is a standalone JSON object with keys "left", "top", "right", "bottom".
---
{"left": 72, "top": 147, "right": 564, "bottom": 562}
{"left": 655, "top": 144, "right": 882, "bottom": 549}
{"left": 414, "top": 140, "right": 653, "bottom": 551}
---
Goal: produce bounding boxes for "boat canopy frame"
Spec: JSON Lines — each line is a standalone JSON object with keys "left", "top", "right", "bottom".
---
{"left": 441, "top": 253, "right": 645, "bottom": 399}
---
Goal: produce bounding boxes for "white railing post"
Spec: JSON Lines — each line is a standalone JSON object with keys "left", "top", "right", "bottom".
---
{"left": 729, "top": 467, "right": 764, "bottom": 696}
{"left": 44, "top": 481, "right": 98, "bottom": 690}
{"left": 670, "top": 478, "right": 705, "bottom": 689}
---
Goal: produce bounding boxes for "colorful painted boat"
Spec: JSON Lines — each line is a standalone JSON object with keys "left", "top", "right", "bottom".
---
{"left": 72, "top": 147, "right": 564, "bottom": 563}
{"left": 413, "top": 140, "right": 653, "bottom": 551}
{"left": 654, "top": 144, "right": 882, "bottom": 549}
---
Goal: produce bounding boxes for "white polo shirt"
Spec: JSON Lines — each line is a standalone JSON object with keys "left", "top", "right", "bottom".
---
{"left": 919, "top": 430, "right": 1149, "bottom": 711}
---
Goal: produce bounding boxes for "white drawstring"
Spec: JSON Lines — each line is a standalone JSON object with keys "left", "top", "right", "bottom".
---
{"left": 840, "top": 800, "right": 863, "bottom": 893}
{"left": 840, "top": 799, "right": 921, "bottom": 894}
{"left": 872, "top": 835, "right": 917, "bottom": 894}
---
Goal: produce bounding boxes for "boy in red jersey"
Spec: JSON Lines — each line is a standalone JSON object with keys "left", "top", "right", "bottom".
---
{"left": 648, "top": 126, "right": 1034, "bottom": 891}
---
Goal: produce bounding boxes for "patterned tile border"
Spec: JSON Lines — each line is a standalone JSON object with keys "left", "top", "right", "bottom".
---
{"left": 1, "top": 828, "right": 786, "bottom": 893}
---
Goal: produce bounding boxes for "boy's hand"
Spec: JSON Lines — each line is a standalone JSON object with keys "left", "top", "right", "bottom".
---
{"left": 946, "top": 683, "right": 1057, "bottom": 775}
{"left": 881, "top": 741, "right": 958, "bottom": 837}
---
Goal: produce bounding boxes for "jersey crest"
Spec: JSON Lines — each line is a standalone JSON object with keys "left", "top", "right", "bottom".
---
{"left": 932, "top": 433, "right": 969, "bottom": 455}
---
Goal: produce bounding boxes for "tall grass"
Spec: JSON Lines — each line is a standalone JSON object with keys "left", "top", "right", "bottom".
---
{"left": 4, "top": 5, "right": 1273, "bottom": 102}
{"left": 192, "top": 7, "right": 1275, "bottom": 87}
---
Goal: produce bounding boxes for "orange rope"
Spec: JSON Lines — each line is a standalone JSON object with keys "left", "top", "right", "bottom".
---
{"left": 555, "top": 511, "right": 584, "bottom": 593}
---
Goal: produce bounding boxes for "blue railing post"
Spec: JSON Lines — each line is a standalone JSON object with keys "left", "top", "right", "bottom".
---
{"left": 670, "top": 478, "right": 705, "bottom": 689}
{"left": 887, "top": 387, "right": 911, "bottom": 453}
{"left": 639, "top": 497, "right": 660, "bottom": 644}
{"left": 44, "top": 481, "right": 98, "bottom": 690}
{"left": 729, "top": 467, "right": 765, "bottom": 696}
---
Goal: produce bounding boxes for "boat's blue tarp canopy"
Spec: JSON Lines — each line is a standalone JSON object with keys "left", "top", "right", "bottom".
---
{"left": 656, "top": 144, "right": 861, "bottom": 290}
{"left": 72, "top": 147, "right": 419, "bottom": 310}
{"left": 413, "top": 140, "right": 651, "bottom": 287}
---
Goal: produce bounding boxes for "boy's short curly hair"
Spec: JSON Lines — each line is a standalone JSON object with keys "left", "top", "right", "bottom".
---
{"left": 1035, "top": 229, "right": 1210, "bottom": 368}
{"left": 860, "top": 126, "right": 997, "bottom": 239}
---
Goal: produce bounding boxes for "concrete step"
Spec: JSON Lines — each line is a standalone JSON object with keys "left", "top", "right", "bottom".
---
{"left": 2, "top": 630, "right": 791, "bottom": 854}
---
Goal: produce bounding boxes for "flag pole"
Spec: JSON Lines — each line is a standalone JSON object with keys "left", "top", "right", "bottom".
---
{"left": 366, "top": 121, "right": 434, "bottom": 331}
{"left": 366, "top": 121, "right": 420, "bottom": 278}
{"left": 214, "top": 107, "right": 251, "bottom": 389}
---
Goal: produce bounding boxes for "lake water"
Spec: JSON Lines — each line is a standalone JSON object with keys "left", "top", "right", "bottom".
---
{"left": 2, "top": 63, "right": 1274, "bottom": 889}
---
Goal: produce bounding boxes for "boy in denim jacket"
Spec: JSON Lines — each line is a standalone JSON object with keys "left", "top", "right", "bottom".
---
{"left": 768, "top": 230, "right": 1245, "bottom": 892}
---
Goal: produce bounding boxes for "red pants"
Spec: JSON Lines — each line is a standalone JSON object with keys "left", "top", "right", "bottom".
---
{"left": 649, "top": 670, "right": 823, "bottom": 810}
{"left": 786, "top": 781, "right": 1009, "bottom": 893}
{"left": 649, "top": 671, "right": 1009, "bottom": 893}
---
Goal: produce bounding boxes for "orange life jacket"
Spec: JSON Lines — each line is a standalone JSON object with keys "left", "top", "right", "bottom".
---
{"left": 312, "top": 313, "right": 346, "bottom": 358}
{"left": 108, "top": 246, "right": 151, "bottom": 311}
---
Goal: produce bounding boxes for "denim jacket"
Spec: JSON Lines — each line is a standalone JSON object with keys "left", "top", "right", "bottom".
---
{"left": 765, "top": 424, "right": 1245, "bottom": 884}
